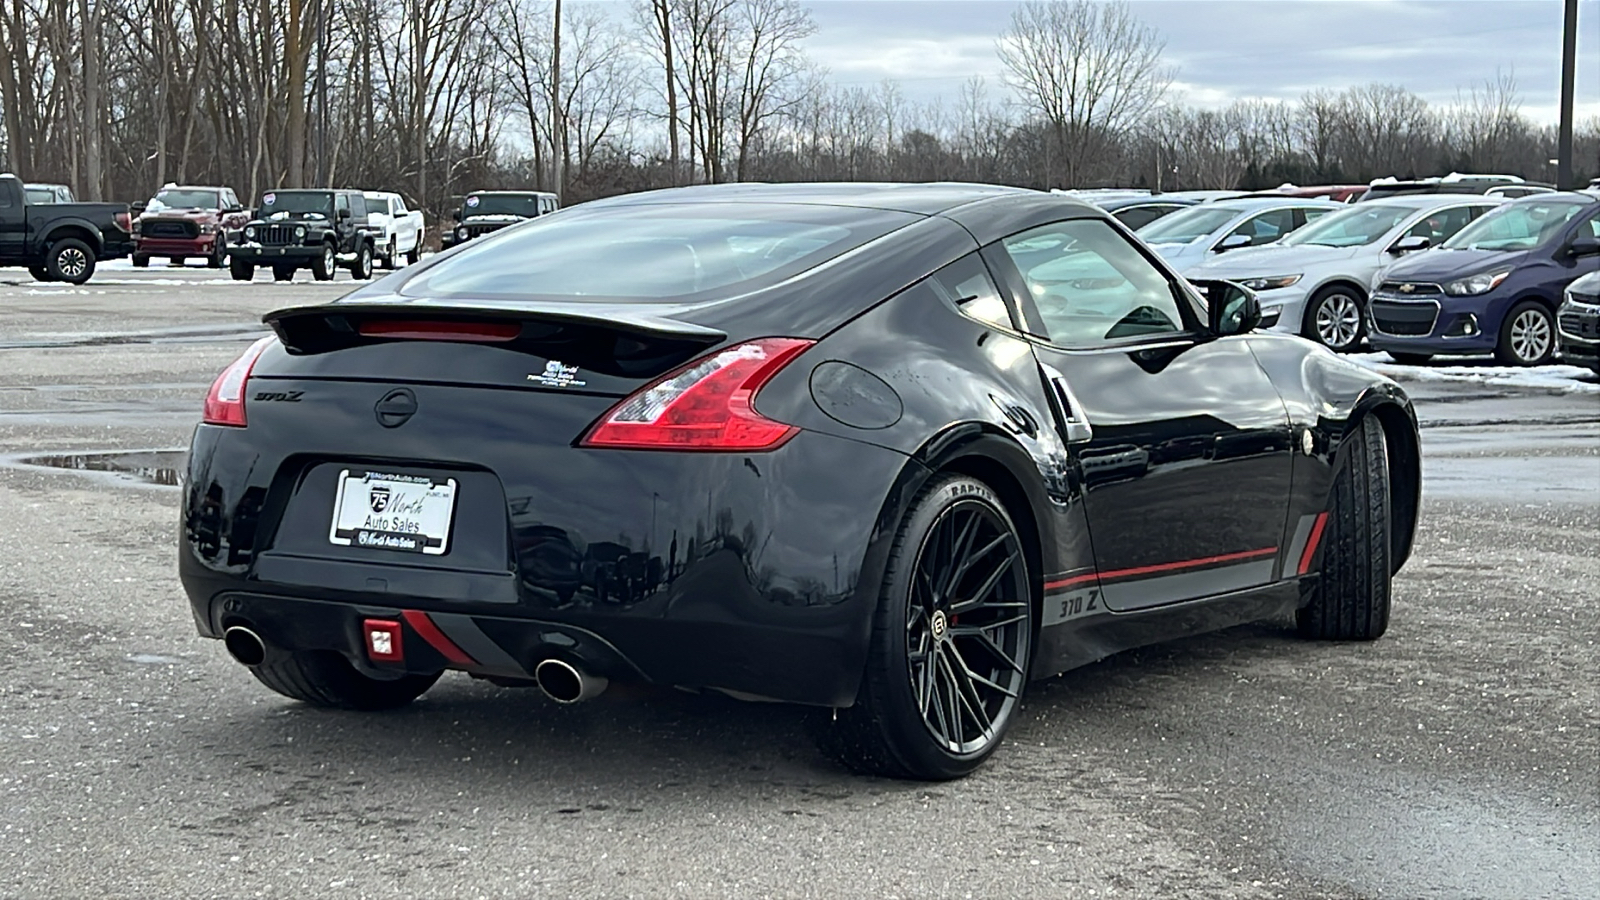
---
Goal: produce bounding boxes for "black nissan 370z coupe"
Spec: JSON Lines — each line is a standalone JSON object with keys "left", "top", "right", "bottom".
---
{"left": 180, "top": 183, "right": 1420, "bottom": 780}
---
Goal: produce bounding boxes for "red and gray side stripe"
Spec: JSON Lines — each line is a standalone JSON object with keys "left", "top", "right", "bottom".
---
{"left": 1043, "top": 546, "right": 1280, "bottom": 614}
{"left": 399, "top": 610, "right": 527, "bottom": 676}
{"left": 1284, "top": 512, "right": 1330, "bottom": 577}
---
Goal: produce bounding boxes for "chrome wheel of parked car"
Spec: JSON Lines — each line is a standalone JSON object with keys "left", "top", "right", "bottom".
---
{"left": 1497, "top": 302, "right": 1554, "bottom": 366}
{"left": 1308, "top": 288, "right": 1364, "bottom": 353}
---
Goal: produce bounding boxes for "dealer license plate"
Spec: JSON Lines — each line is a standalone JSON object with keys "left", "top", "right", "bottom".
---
{"left": 328, "top": 470, "right": 457, "bottom": 555}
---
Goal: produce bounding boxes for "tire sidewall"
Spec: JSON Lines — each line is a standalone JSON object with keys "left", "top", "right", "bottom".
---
{"left": 864, "top": 475, "right": 1031, "bottom": 779}
{"left": 352, "top": 242, "right": 373, "bottom": 279}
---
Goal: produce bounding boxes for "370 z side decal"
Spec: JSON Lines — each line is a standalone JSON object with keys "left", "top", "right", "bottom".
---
{"left": 1041, "top": 546, "right": 1282, "bottom": 617}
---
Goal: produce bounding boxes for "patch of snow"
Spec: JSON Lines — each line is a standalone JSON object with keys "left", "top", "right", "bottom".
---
{"left": 1350, "top": 352, "right": 1600, "bottom": 394}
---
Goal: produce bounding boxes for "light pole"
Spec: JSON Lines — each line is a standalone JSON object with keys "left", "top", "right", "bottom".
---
{"left": 1556, "top": 0, "right": 1577, "bottom": 189}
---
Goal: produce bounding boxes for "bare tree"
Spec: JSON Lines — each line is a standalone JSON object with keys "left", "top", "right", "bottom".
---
{"left": 997, "top": 0, "right": 1170, "bottom": 187}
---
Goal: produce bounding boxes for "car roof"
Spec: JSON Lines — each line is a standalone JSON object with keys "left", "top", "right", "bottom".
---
{"left": 586, "top": 182, "right": 1040, "bottom": 216}
{"left": 1200, "top": 197, "right": 1339, "bottom": 213}
{"left": 1360, "top": 193, "right": 1504, "bottom": 211}
{"left": 1095, "top": 195, "right": 1195, "bottom": 211}
{"left": 467, "top": 190, "right": 559, "bottom": 197}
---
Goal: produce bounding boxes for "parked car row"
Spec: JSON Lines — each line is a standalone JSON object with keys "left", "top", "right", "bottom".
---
{"left": 1061, "top": 177, "right": 1600, "bottom": 368}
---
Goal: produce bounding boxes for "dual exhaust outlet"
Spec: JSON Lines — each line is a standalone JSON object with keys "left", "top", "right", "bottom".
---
{"left": 221, "top": 625, "right": 606, "bottom": 703}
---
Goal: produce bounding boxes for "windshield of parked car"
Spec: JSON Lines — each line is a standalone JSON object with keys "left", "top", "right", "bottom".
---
{"left": 1135, "top": 207, "right": 1240, "bottom": 244}
{"left": 463, "top": 194, "right": 544, "bottom": 218}
{"left": 1441, "top": 198, "right": 1589, "bottom": 251}
{"left": 402, "top": 203, "right": 913, "bottom": 302}
{"left": 259, "top": 191, "right": 333, "bottom": 219}
{"left": 1283, "top": 204, "right": 1413, "bottom": 247}
{"left": 148, "top": 189, "right": 220, "bottom": 210}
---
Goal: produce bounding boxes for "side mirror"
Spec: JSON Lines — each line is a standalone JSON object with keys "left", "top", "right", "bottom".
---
{"left": 450, "top": 209, "right": 462, "bottom": 222}
{"left": 1215, "top": 233, "right": 1251, "bottom": 252}
{"left": 1193, "top": 279, "right": 1262, "bottom": 336}
{"left": 130, "top": 201, "right": 147, "bottom": 214}
{"left": 337, "top": 207, "right": 351, "bottom": 220}
{"left": 1567, "top": 236, "right": 1600, "bottom": 258}
{"left": 1391, "top": 235, "right": 1431, "bottom": 254}
{"left": 225, "top": 204, "right": 243, "bottom": 214}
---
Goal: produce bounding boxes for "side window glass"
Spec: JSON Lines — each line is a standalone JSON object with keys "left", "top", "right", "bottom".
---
{"left": 1405, "top": 207, "right": 1473, "bottom": 244}
{"left": 351, "top": 194, "right": 367, "bottom": 217}
{"left": 336, "top": 193, "right": 350, "bottom": 214}
{"left": 1303, "top": 207, "right": 1333, "bottom": 224}
{"left": 1000, "top": 219, "right": 1187, "bottom": 347}
{"left": 929, "top": 254, "right": 1013, "bottom": 330}
{"left": 1230, "top": 209, "right": 1295, "bottom": 246}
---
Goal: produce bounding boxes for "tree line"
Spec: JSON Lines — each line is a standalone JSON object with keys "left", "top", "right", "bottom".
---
{"left": 1, "top": 0, "right": 1594, "bottom": 219}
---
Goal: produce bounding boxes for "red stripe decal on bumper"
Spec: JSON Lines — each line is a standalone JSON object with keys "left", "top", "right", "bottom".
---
{"left": 400, "top": 610, "right": 478, "bottom": 668}
{"left": 1297, "top": 513, "right": 1330, "bottom": 575}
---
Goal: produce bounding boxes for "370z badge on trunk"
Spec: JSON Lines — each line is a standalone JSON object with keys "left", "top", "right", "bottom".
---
{"left": 328, "top": 470, "right": 457, "bottom": 555}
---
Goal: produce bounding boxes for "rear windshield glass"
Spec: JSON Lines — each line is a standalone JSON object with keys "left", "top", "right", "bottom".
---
{"left": 402, "top": 204, "right": 916, "bottom": 302}
{"left": 1284, "top": 204, "right": 1413, "bottom": 247}
{"left": 463, "top": 194, "right": 547, "bottom": 217}
{"left": 1442, "top": 198, "right": 1589, "bottom": 251}
{"left": 1135, "top": 206, "right": 1239, "bottom": 243}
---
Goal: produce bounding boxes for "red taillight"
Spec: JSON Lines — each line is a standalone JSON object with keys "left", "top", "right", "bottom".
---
{"left": 202, "top": 337, "right": 275, "bottom": 427}
{"left": 580, "top": 337, "right": 814, "bottom": 451}
{"left": 115, "top": 212, "right": 131, "bottom": 232}
{"left": 357, "top": 319, "right": 521, "bottom": 342}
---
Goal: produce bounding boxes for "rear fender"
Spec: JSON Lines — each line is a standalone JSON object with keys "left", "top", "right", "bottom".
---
{"left": 36, "top": 219, "right": 105, "bottom": 253}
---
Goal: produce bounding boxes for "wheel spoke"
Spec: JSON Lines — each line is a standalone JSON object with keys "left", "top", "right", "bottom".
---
{"left": 970, "top": 630, "right": 1026, "bottom": 675}
{"left": 939, "top": 648, "right": 993, "bottom": 739}
{"left": 935, "top": 511, "right": 981, "bottom": 598}
{"left": 947, "top": 640, "right": 1019, "bottom": 700}
{"left": 950, "top": 546, "right": 1017, "bottom": 613}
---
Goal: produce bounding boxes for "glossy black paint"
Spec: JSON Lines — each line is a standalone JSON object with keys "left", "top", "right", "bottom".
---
{"left": 180, "top": 182, "right": 1420, "bottom": 708}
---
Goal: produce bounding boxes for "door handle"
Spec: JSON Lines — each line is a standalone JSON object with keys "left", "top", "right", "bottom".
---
{"left": 1039, "top": 363, "right": 1094, "bottom": 445}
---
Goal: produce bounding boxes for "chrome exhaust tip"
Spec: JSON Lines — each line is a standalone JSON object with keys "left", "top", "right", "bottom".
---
{"left": 222, "top": 626, "right": 268, "bottom": 667}
{"left": 534, "top": 658, "right": 608, "bottom": 704}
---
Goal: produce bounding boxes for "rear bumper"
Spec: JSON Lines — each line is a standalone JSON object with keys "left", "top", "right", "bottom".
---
{"left": 179, "top": 419, "right": 920, "bottom": 707}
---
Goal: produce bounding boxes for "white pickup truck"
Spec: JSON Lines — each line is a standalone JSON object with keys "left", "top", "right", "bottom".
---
{"left": 362, "top": 191, "right": 425, "bottom": 268}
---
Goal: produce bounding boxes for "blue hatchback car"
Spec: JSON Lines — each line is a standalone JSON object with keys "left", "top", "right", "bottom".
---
{"left": 1367, "top": 193, "right": 1600, "bottom": 365}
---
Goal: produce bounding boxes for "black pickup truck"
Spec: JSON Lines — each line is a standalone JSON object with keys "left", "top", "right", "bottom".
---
{"left": 0, "top": 173, "right": 134, "bottom": 283}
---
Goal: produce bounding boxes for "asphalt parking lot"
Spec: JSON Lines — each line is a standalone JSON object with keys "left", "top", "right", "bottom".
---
{"left": 0, "top": 263, "right": 1596, "bottom": 899}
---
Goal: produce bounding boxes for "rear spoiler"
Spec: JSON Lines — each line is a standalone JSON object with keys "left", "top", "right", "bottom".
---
{"left": 264, "top": 300, "right": 727, "bottom": 354}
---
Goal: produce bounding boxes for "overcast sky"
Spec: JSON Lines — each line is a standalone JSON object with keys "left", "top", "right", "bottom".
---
{"left": 798, "top": 0, "right": 1598, "bottom": 124}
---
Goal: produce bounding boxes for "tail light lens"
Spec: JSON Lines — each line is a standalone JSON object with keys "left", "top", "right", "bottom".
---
{"left": 115, "top": 212, "right": 131, "bottom": 232}
{"left": 203, "top": 337, "right": 275, "bottom": 427}
{"left": 580, "top": 337, "right": 814, "bottom": 451}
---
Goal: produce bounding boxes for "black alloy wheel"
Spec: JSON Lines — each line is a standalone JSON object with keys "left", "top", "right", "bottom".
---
{"left": 817, "top": 475, "right": 1033, "bottom": 780}
{"left": 46, "top": 238, "right": 95, "bottom": 284}
{"left": 311, "top": 243, "right": 337, "bottom": 281}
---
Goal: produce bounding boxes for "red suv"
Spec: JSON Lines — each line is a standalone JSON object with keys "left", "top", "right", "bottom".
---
{"left": 133, "top": 185, "right": 249, "bottom": 268}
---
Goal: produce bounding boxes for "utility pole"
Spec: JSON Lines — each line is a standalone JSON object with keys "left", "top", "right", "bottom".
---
{"left": 550, "top": 0, "right": 564, "bottom": 199}
{"left": 1556, "top": 0, "right": 1577, "bottom": 189}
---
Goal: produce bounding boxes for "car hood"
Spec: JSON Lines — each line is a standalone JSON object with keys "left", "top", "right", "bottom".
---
{"left": 1183, "top": 243, "right": 1361, "bottom": 278}
{"left": 140, "top": 208, "right": 217, "bottom": 220}
{"left": 1379, "top": 247, "right": 1530, "bottom": 282}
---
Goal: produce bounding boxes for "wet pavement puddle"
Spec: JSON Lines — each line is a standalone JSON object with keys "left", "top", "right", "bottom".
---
{"left": 1, "top": 448, "right": 186, "bottom": 488}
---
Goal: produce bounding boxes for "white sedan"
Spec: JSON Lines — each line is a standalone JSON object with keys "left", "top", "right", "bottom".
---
{"left": 1183, "top": 194, "right": 1502, "bottom": 352}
